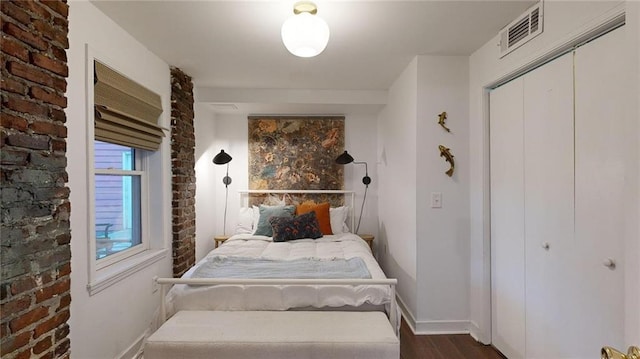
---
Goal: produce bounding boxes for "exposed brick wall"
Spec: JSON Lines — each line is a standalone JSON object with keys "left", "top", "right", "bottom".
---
{"left": 170, "top": 67, "right": 196, "bottom": 278}
{"left": 1, "top": 1, "right": 71, "bottom": 358}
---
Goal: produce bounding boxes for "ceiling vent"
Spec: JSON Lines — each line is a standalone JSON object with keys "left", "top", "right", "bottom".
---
{"left": 499, "top": 1, "right": 543, "bottom": 58}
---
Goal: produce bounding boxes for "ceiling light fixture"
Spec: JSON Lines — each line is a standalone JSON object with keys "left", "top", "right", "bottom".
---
{"left": 281, "top": 1, "right": 330, "bottom": 58}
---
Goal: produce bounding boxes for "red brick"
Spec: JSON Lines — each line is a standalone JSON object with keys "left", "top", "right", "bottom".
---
{"left": 9, "top": 307, "right": 49, "bottom": 333}
{"left": 7, "top": 61, "right": 66, "bottom": 92}
{"left": 1, "top": 77, "right": 27, "bottom": 94}
{"left": 31, "top": 53, "right": 67, "bottom": 77}
{"left": 32, "top": 19, "right": 68, "bottom": 49}
{"left": 30, "top": 86, "right": 67, "bottom": 108}
{"left": 0, "top": 295, "right": 32, "bottom": 316}
{"left": 0, "top": 36, "right": 30, "bottom": 62}
{"left": 13, "top": 0, "right": 53, "bottom": 21}
{"left": 10, "top": 276, "right": 37, "bottom": 296}
{"left": 35, "top": 278, "right": 70, "bottom": 303}
{"left": 2, "top": 22, "right": 47, "bottom": 51}
{"left": 41, "top": 1, "right": 69, "bottom": 18}
{"left": 54, "top": 338, "right": 70, "bottom": 357}
{"left": 6, "top": 132, "right": 50, "bottom": 150}
{"left": 14, "top": 349, "right": 33, "bottom": 359}
{"left": 34, "top": 310, "right": 68, "bottom": 338}
{"left": 50, "top": 45, "right": 66, "bottom": 62}
{"left": 1, "top": 113, "right": 29, "bottom": 131}
{"left": 0, "top": 330, "right": 32, "bottom": 356}
{"left": 54, "top": 324, "right": 69, "bottom": 341}
{"left": 33, "top": 335, "right": 52, "bottom": 354}
{"left": 56, "top": 294, "right": 71, "bottom": 312}
{"left": 57, "top": 263, "right": 70, "bottom": 277}
{"left": 3, "top": 95, "right": 49, "bottom": 117}
{"left": 1, "top": 1, "right": 32, "bottom": 25}
{"left": 49, "top": 108, "right": 66, "bottom": 123}
{"left": 51, "top": 139, "right": 65, "bottom": 152}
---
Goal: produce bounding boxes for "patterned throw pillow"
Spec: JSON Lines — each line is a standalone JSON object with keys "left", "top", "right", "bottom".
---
{"left": 269, "top": 211, "right": 324, "bottom": 242}
{"left": 253, "top": 205, "right": 296, "bottom": 237}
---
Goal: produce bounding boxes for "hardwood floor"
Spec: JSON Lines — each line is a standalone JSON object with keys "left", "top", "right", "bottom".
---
{"left": 400, "top": 319, "right": 506, "bottom": 359}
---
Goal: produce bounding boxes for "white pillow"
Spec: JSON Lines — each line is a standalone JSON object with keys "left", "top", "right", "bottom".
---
{"left": 251, "top": 205, "right": 260, "bottom": 234}
{"left": 235, "top": 207, "right": 254, "bottom": 234}
{"left": 330, "top": 206, "right": 350, "bottom": 234}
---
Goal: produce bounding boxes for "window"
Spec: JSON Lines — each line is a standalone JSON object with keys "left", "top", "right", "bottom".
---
{"left": 87, "top": 55, "right": 167, "bottom": 295}
{"left": 94, "top": 141, "right": 145, "bottom": 262}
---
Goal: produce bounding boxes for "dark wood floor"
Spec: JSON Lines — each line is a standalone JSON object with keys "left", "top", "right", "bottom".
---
{"left": 400, "top": 319, "right": 506, "bottom": 359}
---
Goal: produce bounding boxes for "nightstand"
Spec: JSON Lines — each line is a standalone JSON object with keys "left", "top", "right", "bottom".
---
{"left": 213, "top": 235, "right": 230, "bottom": 248}
{"left": 358, "top": 234, "right": 374, "bottom": 252}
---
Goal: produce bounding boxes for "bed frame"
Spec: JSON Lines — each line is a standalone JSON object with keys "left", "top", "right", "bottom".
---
{"left": 155, "top": 189, "right": 399, "bottom": 335}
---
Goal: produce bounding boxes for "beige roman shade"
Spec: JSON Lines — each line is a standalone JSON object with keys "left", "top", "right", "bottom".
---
{"left": 94, "top": 61, "right": 164, "bottom": 151}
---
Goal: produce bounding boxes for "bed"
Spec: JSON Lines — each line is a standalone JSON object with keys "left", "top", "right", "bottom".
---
{"left": 157, "top": 190, "right": 399, "bottom": 333}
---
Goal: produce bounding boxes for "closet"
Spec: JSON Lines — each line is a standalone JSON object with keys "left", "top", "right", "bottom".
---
{"left": 490, "top": 26, "right": 628, "bottom": 359}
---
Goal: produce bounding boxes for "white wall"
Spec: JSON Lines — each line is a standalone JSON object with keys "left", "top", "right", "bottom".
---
{"left": 194, "top": 102, "right": 218, "bottom": 261}
{"left": 468, "top": 0, "right": 637, "bottom": 343}
{"left": 377, "top": 58, "right": 418, "bottom": 318}
{"left": 415, "top": 56, "right": 470, "bottom": 331}
{"left": 196, "top": 112, "right": 379, "bottom": 252}
{"left": 67, "top": 1, "right": 172, "bottom": 357}
{"left": 627, "top": 0, "right": 640, "bottom": 346}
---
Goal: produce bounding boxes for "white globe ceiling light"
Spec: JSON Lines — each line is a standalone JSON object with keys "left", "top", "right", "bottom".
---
{"left": 281, "top": 1, "right": 330, "bottom": 58}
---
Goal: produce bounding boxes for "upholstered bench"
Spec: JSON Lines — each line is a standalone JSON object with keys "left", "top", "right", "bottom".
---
{"left": 144, "top": 310, "right": 399, "bottom": 359}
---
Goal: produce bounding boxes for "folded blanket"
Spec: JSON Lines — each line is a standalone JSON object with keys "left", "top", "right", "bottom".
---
{"left": 191, "top": 256, "right": 371, "bottom": 280}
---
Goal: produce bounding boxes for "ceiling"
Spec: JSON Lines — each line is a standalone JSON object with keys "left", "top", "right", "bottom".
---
{"left": 91, "top": 0, "right": 536, "bottom": 114}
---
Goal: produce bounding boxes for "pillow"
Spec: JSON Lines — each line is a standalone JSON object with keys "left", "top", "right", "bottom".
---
{"left": 253, "top": 205, "right": 296, "bottom": 237}
{"left": 296, "top": 201, "right": 332, "bottom": 235}
{"left": 330, "top": 206, "right": 350, "bottom": 234}
{"left": 269, "top": 211, "right": 323, "bottom": 242}
{"left": 235, "top": 207, "right": 254, "bottom": 234}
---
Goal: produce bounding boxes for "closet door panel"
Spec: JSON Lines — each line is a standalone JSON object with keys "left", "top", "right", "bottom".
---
{"left": 490, "top": 78, "right": 525, "bottom": 359}
{"left": 574, "top": 26, "right": 626, "bottom": 353}
{"left": 522, "top": 52, "right": 575, "bottom": 359}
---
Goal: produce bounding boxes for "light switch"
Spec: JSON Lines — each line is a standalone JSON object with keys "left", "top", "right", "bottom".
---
{"left": 431, "top": 192, "right": 442, "bottom": 208}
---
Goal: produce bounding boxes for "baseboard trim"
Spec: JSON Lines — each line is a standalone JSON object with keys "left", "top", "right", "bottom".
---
{"left": 395, "top": 294, "right": 471, "bottom": 335}
{"left": 414, "top": 319, "right": 470, "bottom": 335}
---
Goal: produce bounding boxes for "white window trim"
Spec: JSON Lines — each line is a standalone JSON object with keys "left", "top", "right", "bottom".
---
{"left": 86, "top": 45, "right": 167, "bottom": 296}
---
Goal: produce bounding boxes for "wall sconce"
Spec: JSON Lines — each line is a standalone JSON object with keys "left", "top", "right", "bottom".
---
{"left": 213, "top": 149, "right": 232, "bottom": 235}
{"left": 335, "top": 150, "right": 371, "bottom": 234}
{"left": 281, "top": 1, "right": 330, "bottom": 58}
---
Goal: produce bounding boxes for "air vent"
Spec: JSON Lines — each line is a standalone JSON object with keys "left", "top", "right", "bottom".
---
{"left": 499, "top": 1, "right": 544, "bottom": 58}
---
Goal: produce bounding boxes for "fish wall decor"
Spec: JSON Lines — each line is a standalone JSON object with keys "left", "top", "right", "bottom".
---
{"left": 437, "top": 111, "right": 450, "bottom": 132}
{"left": 438, "top": 145, "right": 455, "bottom": 177}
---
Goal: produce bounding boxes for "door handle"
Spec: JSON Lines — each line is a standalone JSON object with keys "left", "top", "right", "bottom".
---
{"left": 602, "top": 346, "right": 640, "bottom": 359}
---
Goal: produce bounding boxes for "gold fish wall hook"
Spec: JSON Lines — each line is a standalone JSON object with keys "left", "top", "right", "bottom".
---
{"left": 438, "top": 145, "right": 455, "bottom": 177}
{"left": 438, "top": 111, "right": 450, "bottom": 132}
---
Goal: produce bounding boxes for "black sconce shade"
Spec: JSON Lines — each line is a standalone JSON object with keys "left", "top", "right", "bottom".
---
{"left": 213, "top": 149, "right": 232, "bottom": 165}
{"left": 335, "top": 151, "right": 354, "bottom": 165}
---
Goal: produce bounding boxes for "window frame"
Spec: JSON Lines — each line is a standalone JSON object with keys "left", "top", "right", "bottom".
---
{"left": 93, "top": 147, "right": 149, "bottom": 270}
{"left": 86, "top": 48, "right": 167, "bottom": 296}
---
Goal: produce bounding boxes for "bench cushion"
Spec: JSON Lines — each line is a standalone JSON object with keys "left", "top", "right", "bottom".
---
{"left": 145, "top": 310, "right": 399, "bottom": 359}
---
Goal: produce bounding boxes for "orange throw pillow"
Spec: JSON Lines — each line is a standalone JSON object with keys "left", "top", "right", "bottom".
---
{"left": 296, "top": 201, "right": 332, "bottom": 235}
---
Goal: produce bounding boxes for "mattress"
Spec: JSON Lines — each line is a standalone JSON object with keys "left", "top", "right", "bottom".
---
{"left": 164, "top": 233, "right": 392, "bottom": 316}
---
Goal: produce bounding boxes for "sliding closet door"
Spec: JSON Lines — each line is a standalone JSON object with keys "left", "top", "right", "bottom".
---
{"left": 522, "top": 52, "right": 575, "bottom": 359}
{"left": 573, "top": 26, "right": 626, "bottom": 354}
{"left": 490, "top": 78, "right": 525, "bottom": 359}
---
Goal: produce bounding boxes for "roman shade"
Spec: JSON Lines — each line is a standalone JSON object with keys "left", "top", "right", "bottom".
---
{"left": 94, "top": 61, "right": 164, "bottom": 151}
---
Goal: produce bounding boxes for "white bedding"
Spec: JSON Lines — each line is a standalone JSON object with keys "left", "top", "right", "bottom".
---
{"left": 165, "top": 233, "right": 391, "bottom": 316}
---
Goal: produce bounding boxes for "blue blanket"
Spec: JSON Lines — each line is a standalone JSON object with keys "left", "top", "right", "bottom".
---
{"left": 191, "top": 256, "right": 371, "bottom": 279}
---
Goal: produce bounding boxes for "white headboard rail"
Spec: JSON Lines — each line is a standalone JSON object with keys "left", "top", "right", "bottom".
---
{"left": 238, "top": 190, "right": 356, "bottom": 231}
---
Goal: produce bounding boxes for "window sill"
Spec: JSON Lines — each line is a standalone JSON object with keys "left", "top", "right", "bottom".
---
{"left": 87, "top": 248, "right": 168, "bottom": 296}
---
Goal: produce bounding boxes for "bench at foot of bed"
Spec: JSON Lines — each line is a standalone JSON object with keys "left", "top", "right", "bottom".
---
{"left": 144, "top": 310, "right": 399, "bottom": 359}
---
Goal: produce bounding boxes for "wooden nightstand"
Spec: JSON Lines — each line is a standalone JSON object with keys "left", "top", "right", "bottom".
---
{"left": 358, "top": 234, "right": 374, "bottom": 252}
{"left": 213, "top": 235, "right": 230, "bottom": 248}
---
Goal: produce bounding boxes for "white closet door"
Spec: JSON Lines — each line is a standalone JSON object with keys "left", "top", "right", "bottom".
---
{"left": 490, "top": 77, "right": 525, "bottom": 359}
{"left": 522, "top": 52, "right": 575, "bottom": 359}
{"left": 573, "top": 26, "right": 626, "bottom": 354}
